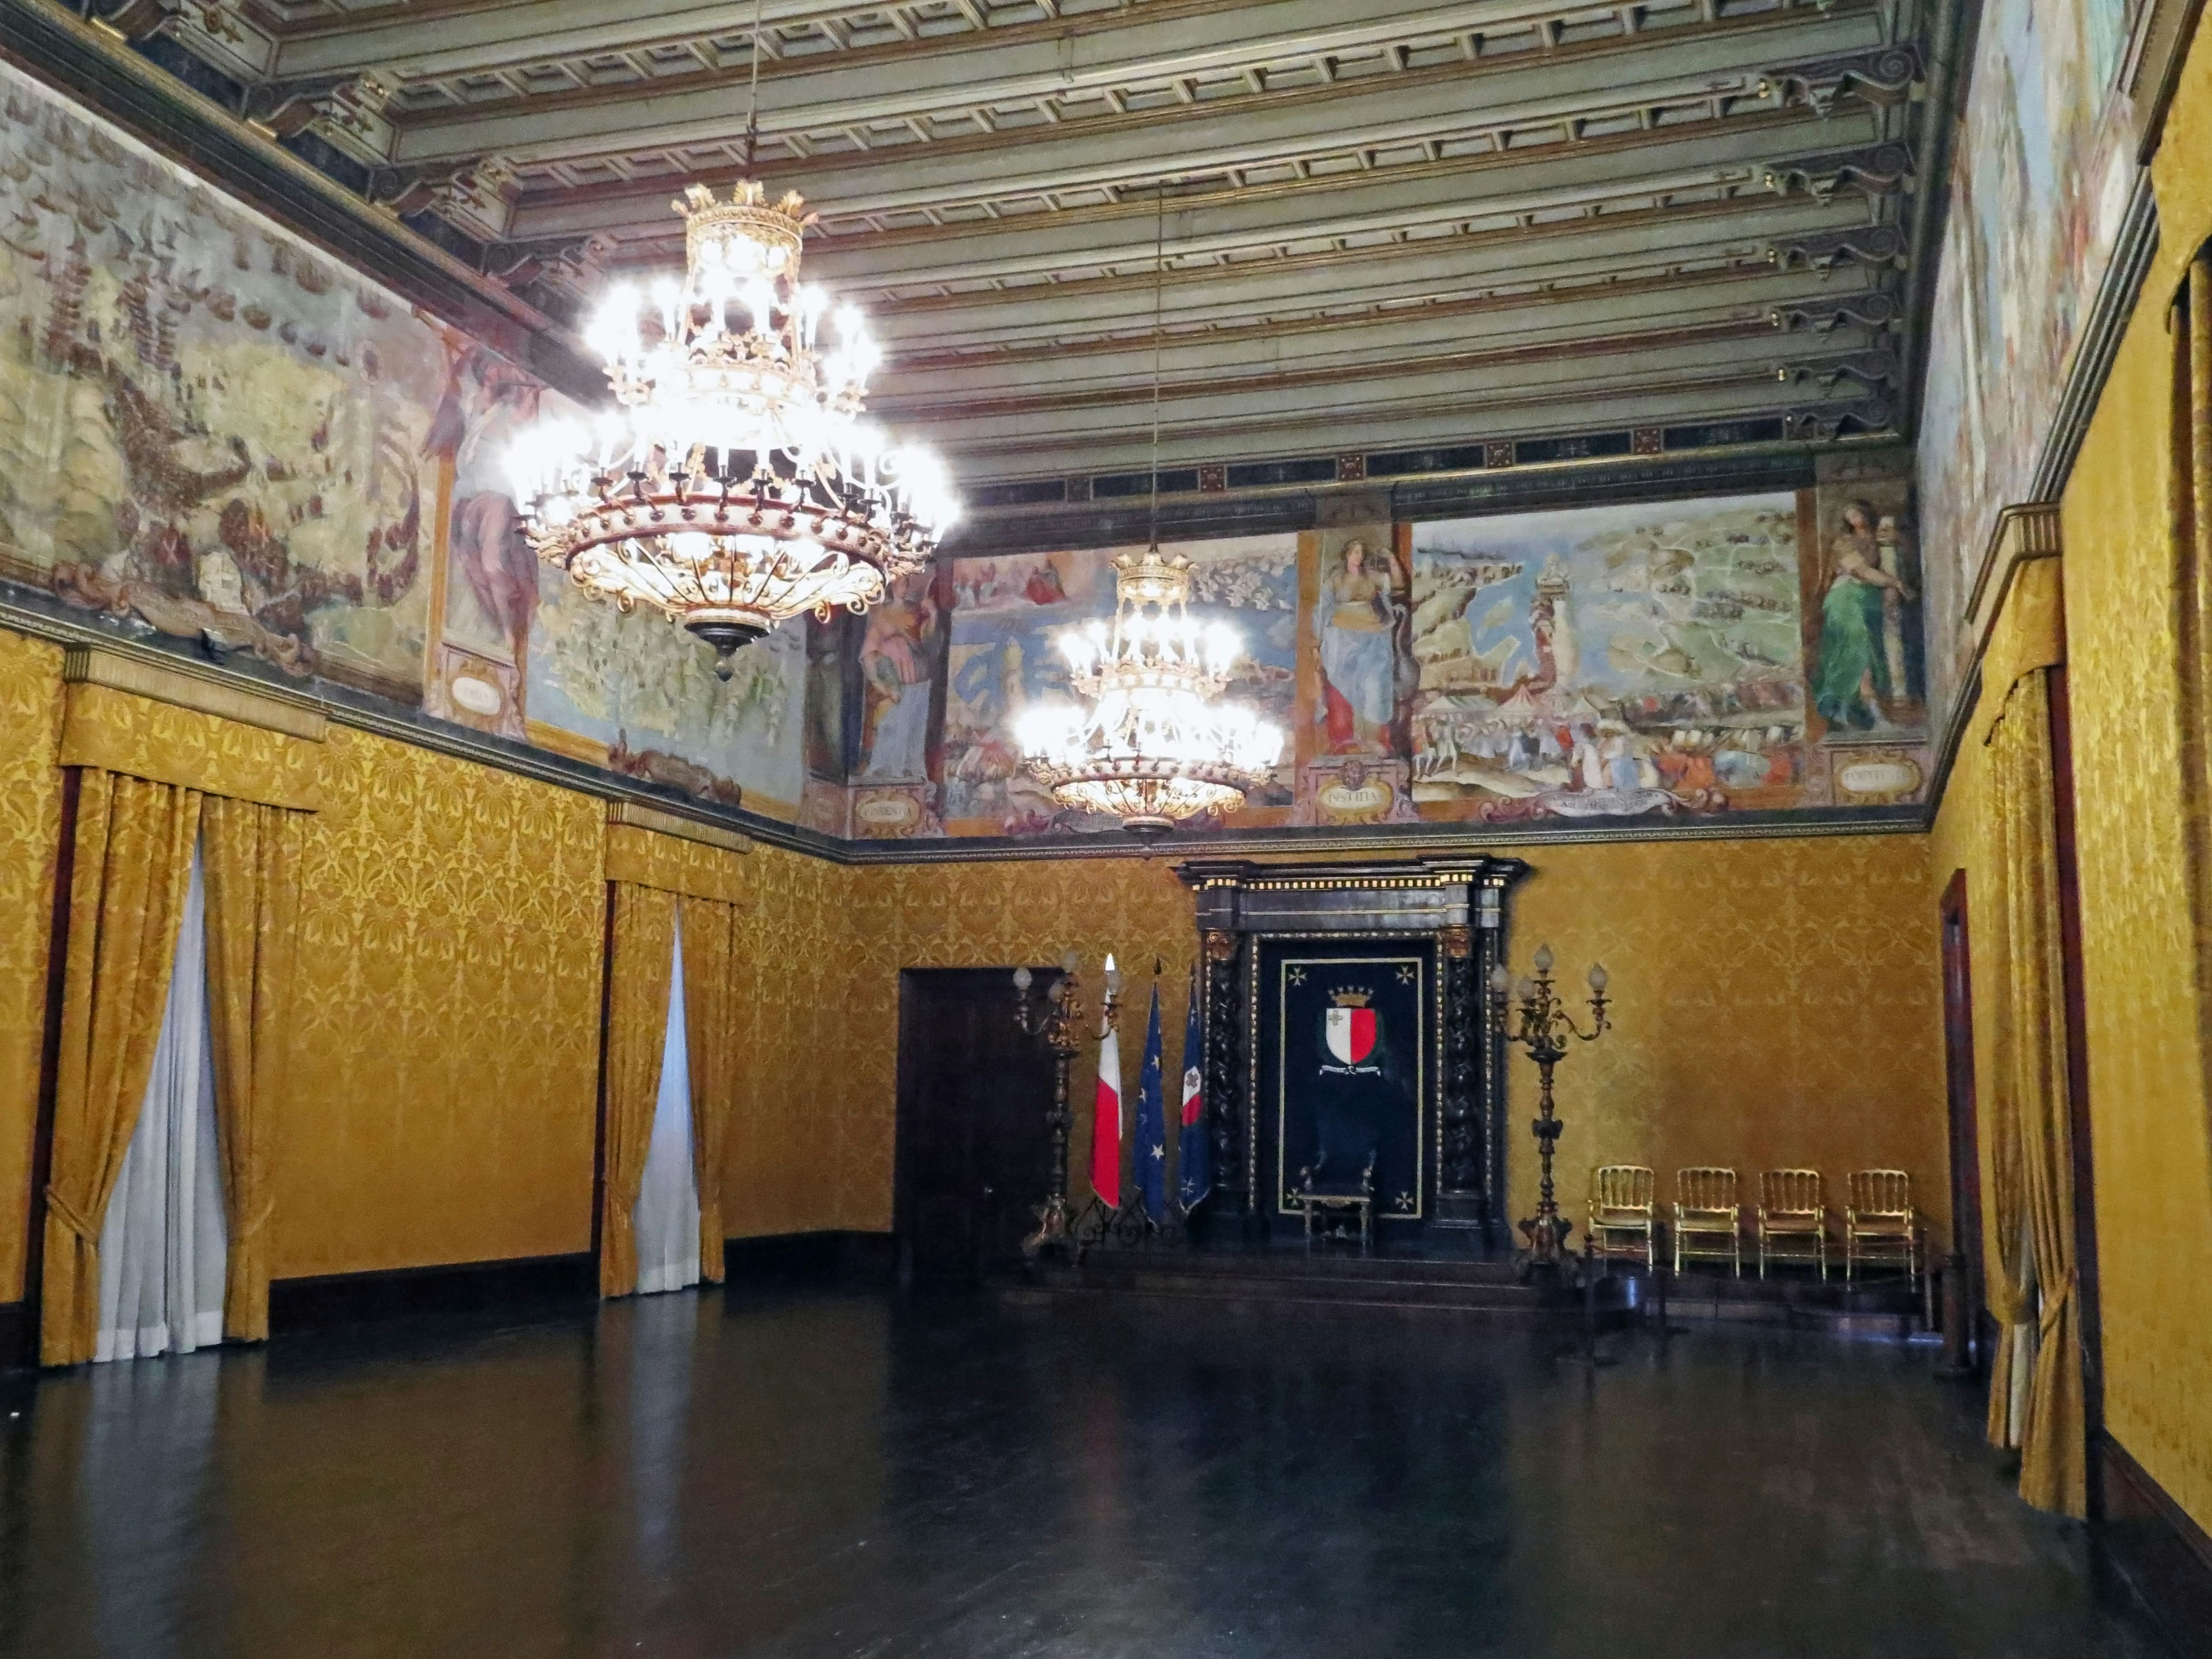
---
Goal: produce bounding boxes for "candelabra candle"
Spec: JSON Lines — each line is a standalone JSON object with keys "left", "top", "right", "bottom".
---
{"left": 1490, "top": 944, "right": 1612, "bottom": 1275}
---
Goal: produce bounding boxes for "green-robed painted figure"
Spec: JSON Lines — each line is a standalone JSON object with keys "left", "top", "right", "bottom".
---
{"left": 1813, "top": 501, "right": 1914, "bottom": 730}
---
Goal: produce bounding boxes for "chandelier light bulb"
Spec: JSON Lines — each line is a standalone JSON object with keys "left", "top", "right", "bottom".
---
{"left": 510, "top": 180, "right": 956, "bottom": 676}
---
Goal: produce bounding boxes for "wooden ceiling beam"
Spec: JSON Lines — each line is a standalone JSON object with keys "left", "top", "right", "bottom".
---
{"left": 387, "top": 1, "right": 1875, "bottom": 173}
{"left": 876, "top": 264, "right": 1884, "bottom": 400}
{"left": 850, "top": 194, "right": 1879, "bottom": 347}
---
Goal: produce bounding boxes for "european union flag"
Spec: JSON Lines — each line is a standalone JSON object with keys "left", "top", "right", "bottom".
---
{"left": 1135, "top": 983, "right": 1168, "bottom": 1220}
{"left": 1177, "top": 973, "right": 1209, "bottom": 1209}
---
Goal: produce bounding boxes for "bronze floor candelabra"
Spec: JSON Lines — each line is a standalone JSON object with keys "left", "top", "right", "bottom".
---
{"left": 1492, "top": 944, "right": 1610, "bottom": 1276}
{"left": 1013, "top": 952, "right": 1086, "bottom": 1261}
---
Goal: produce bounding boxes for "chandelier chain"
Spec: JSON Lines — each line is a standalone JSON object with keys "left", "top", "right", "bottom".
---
{"left": 1149, "top": 179, "right": 1164, "bottom": 554}
{"left": 741, "top": 0, "right": 766, "bottom": 174}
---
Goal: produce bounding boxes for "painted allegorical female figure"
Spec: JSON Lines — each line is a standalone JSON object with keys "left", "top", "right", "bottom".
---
{"left": 1316, "top": 537, "right": 1406, "bottom": 753}
{"left": 1812, "top": 501, "right": 1915, "bottom": 730}
{"left": 858, "top": 577, "right": 938, "bottom": 779}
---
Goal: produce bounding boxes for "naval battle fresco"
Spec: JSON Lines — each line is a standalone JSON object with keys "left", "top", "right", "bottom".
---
{"left": 0, "top": 62, "right": 440, "bottom": 698}
{"left": 1917, "top": 0, "right": 2133, "bottom": 731}
{"left": 806, "top": 483, "right": 1930, "bottom": 843}
{"left": 0, "top": 58, "right": 811, "bottom": 817}
{"left": 0, "top": 57, "right": 1921, "bottom": 842}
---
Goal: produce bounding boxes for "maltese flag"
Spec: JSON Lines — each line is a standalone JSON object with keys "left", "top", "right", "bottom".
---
{"left": 1090, "top": 956, "right": 1123, "bottom": 1209}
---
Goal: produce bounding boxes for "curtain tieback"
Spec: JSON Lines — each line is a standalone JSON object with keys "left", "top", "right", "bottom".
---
{"left": 43, "top": 1184, "right": 100, "bottom": 1243}
{"left": 2037, "top": 1270, "right": 2078, "bottom": 1338}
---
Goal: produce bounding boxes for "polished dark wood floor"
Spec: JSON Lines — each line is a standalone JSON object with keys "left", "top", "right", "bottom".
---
{"left": 0, "top": 1278, "right": 2172, "bottom": 1658}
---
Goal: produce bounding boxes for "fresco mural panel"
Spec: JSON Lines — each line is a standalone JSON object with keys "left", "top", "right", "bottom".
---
{"left": 1407, "top": 495, "right": 1811, "bottom": 822}
{"left": 523, "top": 577, "right": 809, "bottom": 815}
{"left": 0, "top": 61, "right": 440, "bottom": 698}
{"left": 1918, "top": 0, "right": 2134, "bottom": 727}
{"left": 942, "top": 536, "right": 1298, "bottom": 836}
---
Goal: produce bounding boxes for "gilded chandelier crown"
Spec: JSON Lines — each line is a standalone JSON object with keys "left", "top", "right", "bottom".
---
{"left": 677, "top": 180, "right": 810, "bottom": 271}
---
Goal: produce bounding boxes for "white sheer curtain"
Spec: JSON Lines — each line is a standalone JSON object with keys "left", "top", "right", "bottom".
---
{"left": 632, "top": 911, "right": 701, "bottom": 1295}
{"left": 94, "top": 837, "right": 227, "bottom": 1363}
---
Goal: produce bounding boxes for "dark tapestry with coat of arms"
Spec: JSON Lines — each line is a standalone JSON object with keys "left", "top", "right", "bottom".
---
{"left": 1264, "top": 942, "right": 1430, "bottom": 1223}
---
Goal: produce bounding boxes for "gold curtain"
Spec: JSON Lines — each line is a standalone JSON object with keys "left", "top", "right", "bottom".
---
{"left": 200, "top": 796, "right": 306, "bottom": 1342}
{"left": 41, "top": 772, "right": 202, "bottom": 1366}
{"left": 2172, "top": 251, "right": 2212, "bottom": 1158}
{"left": 1981, "top": 671, "right": 2088, "bottom": 1517}
{"left": 680, "top": 895, "right": 739, "bottom": 1281}
{"left": 601, "top": 882, "right": 676, "bottom": 1296}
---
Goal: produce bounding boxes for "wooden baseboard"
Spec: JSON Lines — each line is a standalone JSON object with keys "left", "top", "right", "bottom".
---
{"left": 268, "top": 1253, "right": 596, "bottom": 1334}
{"left": 0, "top": 1298, "right": 27, "bottom": 1371}
{"left": 2097, "top": 1431, "right": 2212, "bottom": 1658}
{"left": 724, "top": 1230, "right": 896, "bottom": 1278}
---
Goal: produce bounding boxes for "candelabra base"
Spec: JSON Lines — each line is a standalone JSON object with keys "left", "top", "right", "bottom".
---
{"left": 1022, "top": 1196, "right": 1076, "bottom": 1264}
{"left": 1514, "top": 1211, "right": 1576, "bottom": 1284}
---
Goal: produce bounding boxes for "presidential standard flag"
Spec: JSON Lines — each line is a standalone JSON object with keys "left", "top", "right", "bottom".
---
{"left": 1090, "top": 961, "right": 1123, "bottom": 1209}
{"left": 1176, "top": 972, "right": 1209, "bottom": 1209}
{"left": 1135, "top": 983, "right": 1168, "bottom": 1220}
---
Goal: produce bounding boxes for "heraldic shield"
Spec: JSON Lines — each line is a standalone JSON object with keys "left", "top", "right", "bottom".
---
{"left": 1259, "top": 941, "right": 1430, "bottom": 1229}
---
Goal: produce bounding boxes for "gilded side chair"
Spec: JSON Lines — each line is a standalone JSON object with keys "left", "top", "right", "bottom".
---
{"left": 1756, "top": 1169, "right": 1828, "bottom": 1279}
{"left": 1587, "top": 1165, "right": 1658, "bottom": 1268}
{"left": 1673, "top": 1166, "right": 1742, "bottom": 1275}
{"left": 1844, "top": 1169, "right": 1918, "bottom": 1283}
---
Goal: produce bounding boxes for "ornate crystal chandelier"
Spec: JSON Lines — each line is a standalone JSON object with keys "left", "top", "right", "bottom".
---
{"left": 1015, "top": 184, "right": 1280, "bottom": 842}
{"left": 507, "top": 9, "right": 956, "bottom": 677}
{"left": 1016, "top": 546, "right": 1283, "bottom": 842}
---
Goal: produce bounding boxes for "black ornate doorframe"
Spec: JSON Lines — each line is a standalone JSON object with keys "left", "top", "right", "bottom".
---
{"left": 1177, "top": 855, "right": 1529, "bottom": 1251}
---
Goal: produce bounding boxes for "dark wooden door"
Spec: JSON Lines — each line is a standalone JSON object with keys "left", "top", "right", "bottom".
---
{"left": 1940, "top": 870, "right": 1989, "bottom": 1372}
{"left": 895, "top": 968, "right": 1058, "bottom": 1275}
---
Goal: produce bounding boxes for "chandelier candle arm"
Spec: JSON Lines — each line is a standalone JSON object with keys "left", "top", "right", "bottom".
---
{"left": 1492, "top": 945, "right": 1612, "bottom": 1276}
{"left": 509, "top": 181, "right": 958, "bottom": 677}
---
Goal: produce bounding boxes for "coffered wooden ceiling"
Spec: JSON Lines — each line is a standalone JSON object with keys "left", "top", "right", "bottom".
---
{"left": 87, "top": 0, "right": 1956, "bottom": 501}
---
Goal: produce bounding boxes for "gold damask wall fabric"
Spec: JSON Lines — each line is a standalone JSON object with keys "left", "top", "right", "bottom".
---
{"left": 0, "top": 632, "right": 65, "bottom": 1305}
{"left": 283, "top": 728, "right": 605, "bottom": 1279}
{"left": 42, "top": 771, "right": 202, "bottom": 1366}
{"left": 1983, "top": 673, "right": 2086, "bottom": 1516}
{"left": 200, "top": 796, "right": 307, "bottom": 1342}
{"left": 830, "top": 836, "right": 1946, "bottom": 1242}
{"left": 2041, "top": 33, "right": 2212, "bottom": 1535}
{"left": 601, "top": 882, "right": 676, "bottom": 1297}
{"left": 59, "top": 683, "right": 323, "bottom": 811}
{"left": 727, "top": 843, "right": 865, "bottom": 1235}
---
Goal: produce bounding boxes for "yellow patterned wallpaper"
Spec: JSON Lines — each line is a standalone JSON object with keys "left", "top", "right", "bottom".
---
{"left": 0, "top": 628, "right": 1946, "bottom": 1321}
{"left": 2050, "top": 49, "right": 2212, "bottom": 1528}
{"left": 282, "top": 727, "right": 607, "bottom": 1278}
{"left": 0, "top": 632, "right": 65, "bottom": 1303}
{"left": 1920, "top": 19, "right": 2212, "bottom": 1539}
{"left": 829, "top": 837, "right": 1946, "bottom": 1239}
{"left": 726, "top": 842, "right": 860, "bottom": 1235}
{"left": 1510, "top": 835, "right": 1945, "bottom": 1239}
{"left": 1919, "top": 19, "right": 2212, "bottom": 1535}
